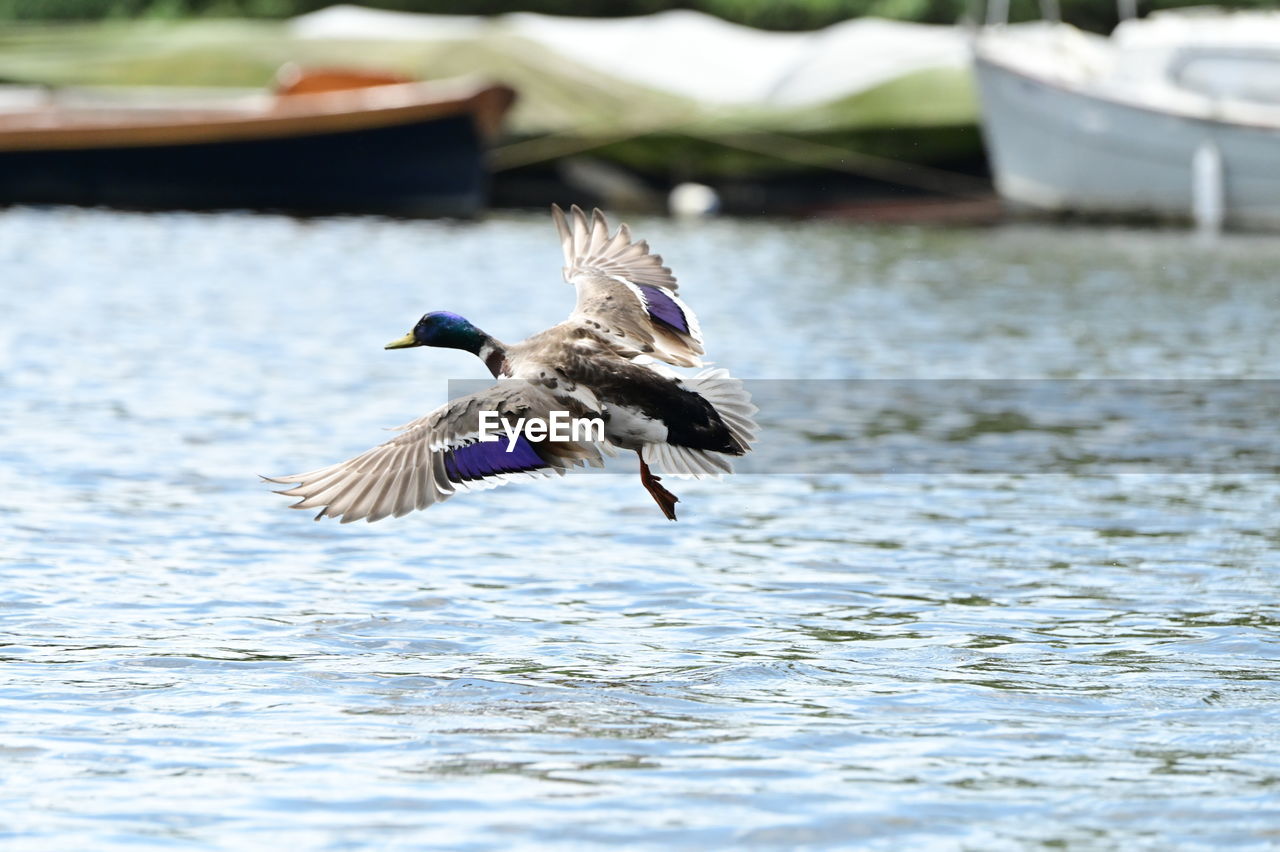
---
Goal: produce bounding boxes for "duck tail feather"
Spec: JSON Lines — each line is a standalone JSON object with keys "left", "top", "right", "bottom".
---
{"left": 688, "top": 368, "right": 759, "bottom": 450}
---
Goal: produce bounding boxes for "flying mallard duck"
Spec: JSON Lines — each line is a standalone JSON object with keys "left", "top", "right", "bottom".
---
{"left": 266, "top": 205, "right": 756, "bottom": 522}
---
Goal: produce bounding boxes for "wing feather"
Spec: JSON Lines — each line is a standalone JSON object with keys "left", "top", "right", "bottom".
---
{"left": 265, "top": 383, "right": 604, "bottom": 523}
{"left": 550, "top": 204, "right": 704, "bottom": 367}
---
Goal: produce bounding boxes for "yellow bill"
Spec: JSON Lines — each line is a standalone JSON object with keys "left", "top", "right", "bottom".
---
{"left": 384, "top": 331, "right": 419, "bottom": 350}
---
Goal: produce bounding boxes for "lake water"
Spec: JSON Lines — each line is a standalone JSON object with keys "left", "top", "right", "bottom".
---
{"left": 2, "top": 207, "right": 1278, "bottom": 850}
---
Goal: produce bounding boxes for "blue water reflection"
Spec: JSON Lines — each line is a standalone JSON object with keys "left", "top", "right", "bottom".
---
{"left": 1, "top": 208, "right": 1278, "bottom": 849}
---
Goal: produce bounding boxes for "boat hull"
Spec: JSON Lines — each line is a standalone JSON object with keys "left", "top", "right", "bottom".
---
{"left": 0, "top": 79, "right": 515, "bottom": 217}
{"left": 0, "top": 111, "right": 486, "bottom": 217}
{"left": 974, "top": 54, "right": 1280, "bottom": 229}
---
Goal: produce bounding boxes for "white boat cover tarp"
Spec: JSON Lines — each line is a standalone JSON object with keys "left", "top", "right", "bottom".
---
{"left": 289, "top": 5, "right": 970, "bottom": 109}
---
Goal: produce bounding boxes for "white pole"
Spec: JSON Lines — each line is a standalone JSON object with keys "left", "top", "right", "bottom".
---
{"left": 1192, "top": 140, "right": 1225, "bottom": 236}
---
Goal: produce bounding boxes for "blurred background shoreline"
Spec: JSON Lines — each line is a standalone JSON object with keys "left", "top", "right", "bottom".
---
{"left": 0, "top": 0, "right": 1262, "bottom": 34}
{"left": 0, "top": 1, "right": 1277, "bottom": 223}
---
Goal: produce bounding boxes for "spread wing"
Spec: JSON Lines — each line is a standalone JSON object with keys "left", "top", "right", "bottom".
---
{"left": 265, "top": 383, "right": 604, "bottom": 524}
{"left": 552, "top": 204, "right": 705, "bottom": 368}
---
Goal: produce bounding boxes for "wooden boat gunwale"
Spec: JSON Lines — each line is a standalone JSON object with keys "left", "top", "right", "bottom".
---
{"left": 0, "top": 77, "right": 515, "bottom": 153}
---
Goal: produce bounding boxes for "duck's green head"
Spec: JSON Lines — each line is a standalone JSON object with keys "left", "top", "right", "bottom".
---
{"left": 385, "top": 311, "right": 487, "bottom": 354}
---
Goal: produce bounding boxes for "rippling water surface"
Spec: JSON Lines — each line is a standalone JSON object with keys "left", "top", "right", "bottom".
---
{"left": 2, "top": 208, "right": 1278, "bottom": 849}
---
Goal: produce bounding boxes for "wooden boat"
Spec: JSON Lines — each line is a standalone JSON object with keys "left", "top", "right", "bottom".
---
{"left": 0, "top": 69, "right": 516, "bottom": 217}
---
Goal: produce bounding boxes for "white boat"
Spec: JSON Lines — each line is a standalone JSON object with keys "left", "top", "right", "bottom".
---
{"left": 973, "top": 11, "right": 1280, "bottom": 229}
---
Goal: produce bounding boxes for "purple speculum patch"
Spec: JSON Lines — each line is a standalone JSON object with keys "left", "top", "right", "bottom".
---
{"left": 638, "top": 285, "right": 689, "bottom": 333}
{"left": 444, "top": 436, "right": 546, "bottom": 482}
